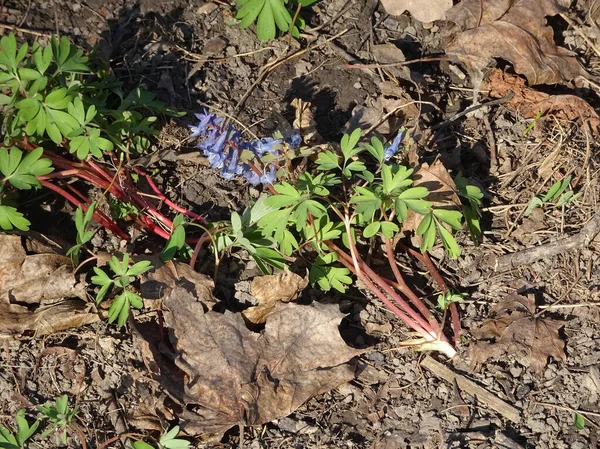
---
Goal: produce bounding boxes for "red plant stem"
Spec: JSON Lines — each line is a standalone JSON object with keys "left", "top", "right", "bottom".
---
{"left": 327, "top": 241, "right": 440, "bottom": 339}
{"left": 332, "top": 246, "right": 434, "bottom": 338}
{"left": 132, "top": 167, "right": 207, "bottom": 224}
{"left": 384, "top": 238, "right": 440, "bottom": 333}
{"left": 39, "top": 180, "right": 129, "bottom": 240}
{"left": 399, "top": 242, "right": 462, "bottom": 344}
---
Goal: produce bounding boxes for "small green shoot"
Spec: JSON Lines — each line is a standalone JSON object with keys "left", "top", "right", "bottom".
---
{"left": 524, "top": 176, "right": 581, "bottom": 217}
{"left": 91, "top": 254, "right": 152, "bottom": 327}
{"left": 66, "top": 202, "right": 97, "bottom": 265}
{"left": 523, "top": 111, "right": 543, "bottom": 136}
{"left": 161, "top": 214, "right": 190, "bottom": 262}
{"left": 437, "top": 290, "right": 466, "bottom": 310}
{"left": 129, "top": 426, "right": 190, "bottom": 449}
{"left": 36, "top": 395, "right": 78, "bottom": 446}
{"left": 0, "top": 409, "right": 40, "bottom": 449}
{"left": 574, "top": 412, "right": 585, "bottom": 430}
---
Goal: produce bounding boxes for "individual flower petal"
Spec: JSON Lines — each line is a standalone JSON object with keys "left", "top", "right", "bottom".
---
{"left": 384, "top": 130, "right": 404, "bottom": 162}
{"left": 207, "top": 151, "right": 227, "bottom": 169}
{"left": 222, "top": 149, "right": 240, "bottom": 180}
{"left": 250, "top": 137, "right": 282, "bottom": 157}
{"left": 259, "top": 165, "right": 277, "bottom": 185}
{"left": 242, "top": 165, "right": 261, "bottom": 185}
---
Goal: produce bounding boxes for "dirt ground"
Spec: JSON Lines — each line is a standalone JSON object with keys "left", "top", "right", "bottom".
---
{"left": 2, "top": 0, "right": 600, "bottom": 448}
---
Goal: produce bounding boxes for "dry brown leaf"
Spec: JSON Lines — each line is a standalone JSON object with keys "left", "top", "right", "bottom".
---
{"left": 140, "top": 258, "right": 216, "bottom": 309}
{"left": 0, "top": 234, "right": 98, "bottom": 338}
{"left": 402, "top": 159, "right": 462, "bottom": 234}
{"left": 154, "top": 287, "right": 358, "bottom": 436}
{"left": 243, "top": 270, "right": 308, "bottom": 324}
{"left": 291, "top": 98, "right": 323, "bottom": 144}
{"left": 446, "top": 0, "right": 586, "bottom": 86}
{"left": 470, "top": 294, "right": 566, "bottom": 373}
{"left": 380, "top": 0, "right": 452, "bottom": 23}
{"left": 486, "top": 69, "right": 600, "bottom": 132}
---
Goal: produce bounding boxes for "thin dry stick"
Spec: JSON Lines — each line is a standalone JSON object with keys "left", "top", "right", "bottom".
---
{"left": 560, "top": 13, "right": 600, "bottom": 58}
{"left": 345, "top": 57, "right": 449, "bottom": 69}
{"left": 421, "top": 356, "right": 521, "bottom": 423}
{"left": 486, "top": 211, "right": 600, "bottom": 272}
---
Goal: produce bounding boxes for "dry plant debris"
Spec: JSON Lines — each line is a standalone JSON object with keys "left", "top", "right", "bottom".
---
{"left": 243, "top": 270, "right": 308, "bottom": 324}
{"left": 486, "top": 69, "right": 600, "bottom": 131}
{"left": 0, "top": 234, "right": 98, "bottom": 338}
{"left": 380, "top": 0, "right": 452, "bottom": 23}
{"left": 150, "top": 286, "right": 358, "bottom": 436}
{"left": 445, "top": 0, "right": 586, "bottom": 86}
{"left": 470, "top": 294, "right": 566, "bottom": 373}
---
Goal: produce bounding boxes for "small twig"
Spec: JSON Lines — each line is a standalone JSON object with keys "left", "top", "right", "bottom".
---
{"left": 421, "top": 356, "right": 521, "bottom": 423}
{"left": 485, "top": 211, "right": 600, "bottom": 272}
{"left": 430, "top": 92, "right": 515, "bottom": 133}
{"left": 532, "top": 400, "right": 600, "bottom": 430}
{"left": 345, "top": 56, "right": 449, "bottom": 70}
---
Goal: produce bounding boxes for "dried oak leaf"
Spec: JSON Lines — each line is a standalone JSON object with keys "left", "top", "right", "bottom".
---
{"left": 161, "top": 287, "right": 358, "bottom": 436}
{"left": 0, "top": 234, "right": 97, "bottom": 338}
{"left": 470, "top": 294, "right": 566, "bottom": 373}
{"left": 140, "top": 258, "right": 216, "bottom": 308}
{"left": 402, "top": 159, "right": 462, "bottom": 234}
{"left": 380, "top": 0, "right": 452, "bottom": 23}
{"left": 243, "top": 270, "right": 308, "bottom": 324}
{"left": 486, "top": 69, "right": 600, "bottom": 132}
{"left": 445, "top": 0, "right": 587, "bottom": 86}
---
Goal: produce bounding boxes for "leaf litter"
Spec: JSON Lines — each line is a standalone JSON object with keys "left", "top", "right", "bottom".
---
{"left": 470, "top": 294, "right": 566, "bottom": 373}
{"left": 136, "top": 279, "right": 359, "bottom": 437}
{"left": 0, "top": 234, "right": 98, "bottom": 338}
{"left": 445, "top": 0, "right": 587, "bottom": 88}
{"left": 379, "top": 0, "right": 452, "bottom": 23}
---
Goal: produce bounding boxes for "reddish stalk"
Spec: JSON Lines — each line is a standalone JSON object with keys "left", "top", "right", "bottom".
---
{"left": 398, "top": 242, "right": 462, "bottom": 344}
{"left": 39, "top": 180, "right": 129, "bottom": 239}
{"left": 327, "top": 241, "right": 440, "bottom": 339}
{"left": 384, "top": 238, "right": 440, "bottom": 332}
{"left": 132, "top": 167, "right": 207, "bottom": 224}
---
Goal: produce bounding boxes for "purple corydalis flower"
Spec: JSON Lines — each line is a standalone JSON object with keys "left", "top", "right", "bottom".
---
{"left": 246, "top": 137, "right": 282, "bottom": 157}
{"left": 285, "top": 132, "right": 302, "bottom": 149}
{"left": 384, "top": 130, "right": 404, "bottom": 162}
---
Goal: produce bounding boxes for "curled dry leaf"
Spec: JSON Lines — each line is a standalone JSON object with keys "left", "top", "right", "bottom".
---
{"left": 486, "top": 69, "right": 600, "bottom": 132}
{"left": 380, "top": 0, "right": 452, "bottom": 23}
{"left": 150, "top": 287, "right": 358, "bottom": 436}
{"left": 445, "top": 0, "right": 586, "bottom": 86}
{"left": 291, "top": 98, "right": 323, "bottom": 145}
{"left": 243, "top": 270, "right": 308, "bottom": 324}
{"left": 0, "top": 234, "right": 97, "bottom": 338}
{"left": 470, "top": 294, "right": 566, "bottom": 373}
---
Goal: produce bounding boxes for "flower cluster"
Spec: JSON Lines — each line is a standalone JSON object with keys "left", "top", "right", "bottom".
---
{"left": 189, "top": 111, "right": 301, "bottom": 185}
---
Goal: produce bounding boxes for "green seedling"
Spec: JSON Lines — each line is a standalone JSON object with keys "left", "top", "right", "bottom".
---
{"left": 524, "top": 175, "right": 581, "bottom": 217}
{"left": 91, "top": 254, "right": 152, "bottom": 327}
{"left": 574, "top": 412, "right": 585, "bottom": 430}
{"left": 36, "top": 395, "right": 78, "bottom": 447}
{"left": 129, "top": 426, "right": 190, "bottom": 449}
{"left": 236, "top": 0, "right": 317, "bottom": 41}
{"left": 0, "top": 409, "right": 40, "bottom": 449}
{"left": 66, "top": 202, "right": 97, "bottom": 265}
{"left": 437, "top": 290, "right": 466, "bottom": 310}
{"left": 0, "top": 33, "right": 190, "bottom": 239}
{"left": 161, "top": 214, "right": 193, "bottom": 262}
